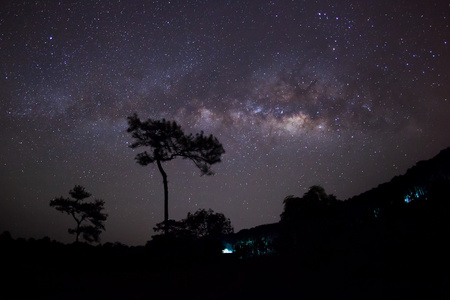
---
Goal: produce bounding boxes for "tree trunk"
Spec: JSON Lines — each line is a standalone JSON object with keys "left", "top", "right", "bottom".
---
{"left": 72, "top": 212, "right": 81, "bottom": 243}
{"left": 156, "top": 159, "right": 169, "bottom": 236}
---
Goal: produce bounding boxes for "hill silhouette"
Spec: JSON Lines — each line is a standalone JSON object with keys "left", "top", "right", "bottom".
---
{"left": 347, "top": 146, "right": 450, "bottom": 205}
{"left": 222, "top": 147, "right": 450, "bottom": 256}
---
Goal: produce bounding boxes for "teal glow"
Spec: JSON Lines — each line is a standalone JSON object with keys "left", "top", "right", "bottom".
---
{"left": 403, "top": 186, "right": 426, "bottom": 203}
{"left": 222, "top": 248, "right": 233, "bottom": 254}
{"left": 373, "top": 208, "right": 380, "bottom": 218}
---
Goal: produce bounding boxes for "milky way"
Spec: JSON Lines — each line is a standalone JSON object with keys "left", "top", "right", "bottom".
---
{"left": 1, "top": 0, "right": 448, "bottom": 245}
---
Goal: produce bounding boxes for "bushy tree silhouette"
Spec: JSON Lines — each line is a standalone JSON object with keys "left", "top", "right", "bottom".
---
{"left": 49, "top": 185, "right": 107, "bottom": 243}
{"left": 153, "top": 219, "right": 192, "bottom": 239}
{"left": 281, "top": 185, "right": 337, "bottom": 222}
{"left": 184, "top": 208, "right": 234, "bottom": 238}
{"left": 153, "top": 209, "right": 233, "bottom": 239}
{"left": 127, "top": 114, "right": 225, "bottom": 236}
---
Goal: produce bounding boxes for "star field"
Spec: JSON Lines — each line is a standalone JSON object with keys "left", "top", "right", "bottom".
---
{"left": 0, "top": 0, "right": 449, "bottom": 245}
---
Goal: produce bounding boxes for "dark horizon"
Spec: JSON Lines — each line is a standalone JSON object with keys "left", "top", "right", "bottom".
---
{"left": 1, "top": 0, "right": 449, "bottom": 246}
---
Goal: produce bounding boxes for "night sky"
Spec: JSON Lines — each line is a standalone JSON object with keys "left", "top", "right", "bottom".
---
{"left": 1, "top": 0, "right": 448, "bottom": 245}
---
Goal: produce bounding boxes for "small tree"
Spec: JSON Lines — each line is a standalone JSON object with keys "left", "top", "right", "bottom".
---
{"left": 127, "top": 114, "right": 225, "bottom": 236}
{"left": 50, "top": 185, "right": 107, "bottom": 243}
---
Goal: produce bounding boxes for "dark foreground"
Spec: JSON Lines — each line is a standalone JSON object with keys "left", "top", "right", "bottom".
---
{"left": 1, "top": 234, "right": 449, "bottom": 300}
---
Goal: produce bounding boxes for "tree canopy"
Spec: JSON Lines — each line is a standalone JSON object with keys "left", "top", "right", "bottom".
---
{"left": 127, "top": 114, "right": 225, "bottom": 175}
